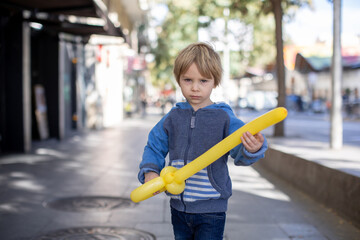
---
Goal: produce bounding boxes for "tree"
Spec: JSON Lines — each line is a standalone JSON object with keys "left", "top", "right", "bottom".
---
{"left": 270, "top": 0, "right": 286, "bottom": 136}
{"left": 149, "top": 0, "right": 311, "bottom": 137}
{"left": 150, "top": 0, "right": 276, "bottom": 88}
{"left": 149, "top": 1, "right": 199, "bottom": 89}
{"left": 261, "top": 0, "right": 311, "bottom": 137}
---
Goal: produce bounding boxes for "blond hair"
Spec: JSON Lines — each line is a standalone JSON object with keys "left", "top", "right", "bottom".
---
{"left": 173, "top": 42, "right": 223, "bottom": 87}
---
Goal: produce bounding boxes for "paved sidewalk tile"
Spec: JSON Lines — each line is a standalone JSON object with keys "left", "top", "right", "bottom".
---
{"left": 0, "top": 115, "right": 359, "bottom": 239}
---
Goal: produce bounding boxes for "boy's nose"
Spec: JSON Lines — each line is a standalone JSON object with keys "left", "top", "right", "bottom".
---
{"left": 191, "top": 83, "right": 200, "bottom": 91}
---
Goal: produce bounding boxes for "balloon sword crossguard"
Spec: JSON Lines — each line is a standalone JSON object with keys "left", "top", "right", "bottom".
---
{"left": 131, "top": 107, "right": 288, "bottom": 203}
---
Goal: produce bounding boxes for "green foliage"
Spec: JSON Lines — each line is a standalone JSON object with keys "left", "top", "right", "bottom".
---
{"left": 148, "top": 0, "right": 310, "bottom": 87}
{"left": 250, "top": 14, "right": 276, "bottom": 67}
{"left": 149, "top": 1, "right": 199, "bottom": 88}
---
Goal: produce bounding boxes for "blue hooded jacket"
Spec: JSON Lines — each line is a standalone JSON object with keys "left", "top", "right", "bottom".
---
{"left": 138, "top": 102, "right": 268, "bottom": 213}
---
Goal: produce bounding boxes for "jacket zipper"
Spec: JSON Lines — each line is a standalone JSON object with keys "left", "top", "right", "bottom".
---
{"left": 181, "top": 110, "right": 197, "bottom": 211}
{"left": 185, "top": 110, "right": 196, "bottom": 161}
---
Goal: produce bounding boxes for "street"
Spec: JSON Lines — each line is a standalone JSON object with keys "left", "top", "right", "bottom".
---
{"left": 237, "top": 109, "right": 360, "bottom": 147}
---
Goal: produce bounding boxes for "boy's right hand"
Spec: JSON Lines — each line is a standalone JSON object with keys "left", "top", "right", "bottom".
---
{"left": 144, "top": 171, "right": 161, "bottom": 195}
{"left": 144, "top": 171, "right": 159, "bottom": 183}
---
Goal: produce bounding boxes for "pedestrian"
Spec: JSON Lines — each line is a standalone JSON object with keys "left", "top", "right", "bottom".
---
{"left": 137, "top": 42, "right": 268, "bottom": 240}
{"left": 140, "top": 93, "right": 147, "bottom": 117}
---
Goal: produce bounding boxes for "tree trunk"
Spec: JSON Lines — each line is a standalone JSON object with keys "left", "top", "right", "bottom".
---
{"left": 330, "top": 0, "right": 343, "bottom": 149}
{"left": 271, "top": 0, "right": 286, "bottom": 137}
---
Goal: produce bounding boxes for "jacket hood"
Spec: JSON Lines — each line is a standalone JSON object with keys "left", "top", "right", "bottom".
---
{"left": 175, "top": 101, "right": 232, "bottom": 111}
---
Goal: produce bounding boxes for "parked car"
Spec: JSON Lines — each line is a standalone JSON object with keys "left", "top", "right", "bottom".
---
{"left": 242, "top": 91, "right": 278, "bottom": 111}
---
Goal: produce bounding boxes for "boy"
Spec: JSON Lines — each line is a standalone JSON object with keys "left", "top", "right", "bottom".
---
{"left": 138, "top": 42, "right": 268, "bottom": 240}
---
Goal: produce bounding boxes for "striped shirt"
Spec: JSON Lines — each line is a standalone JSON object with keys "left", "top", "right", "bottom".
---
{"left": 169, "top": 160, "right": 221, "bottom": 202}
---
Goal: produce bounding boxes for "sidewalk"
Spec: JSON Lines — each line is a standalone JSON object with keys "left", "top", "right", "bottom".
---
{"left": 0, "top": 115, "right": 359, "bottom": 239}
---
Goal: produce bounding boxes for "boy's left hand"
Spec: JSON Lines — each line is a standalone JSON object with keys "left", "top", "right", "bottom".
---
{"left": 241, "top": 131, "right": 264, "bottom": 153}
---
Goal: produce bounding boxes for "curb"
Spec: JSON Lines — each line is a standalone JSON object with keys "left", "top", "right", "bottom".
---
{"left": 254, "top": 147, "right": 360, "bottom": 228}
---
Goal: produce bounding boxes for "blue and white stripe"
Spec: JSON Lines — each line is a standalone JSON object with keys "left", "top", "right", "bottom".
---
{"left": 168, "top": 159, "right": 220, "bottom": 202}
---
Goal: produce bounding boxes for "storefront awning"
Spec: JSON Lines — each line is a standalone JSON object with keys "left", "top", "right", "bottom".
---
{"left": 0, "top": 0, "right": 125, "bottom": 39}
{"left": 295, "top": 53, "right": 360, "bottom": 74}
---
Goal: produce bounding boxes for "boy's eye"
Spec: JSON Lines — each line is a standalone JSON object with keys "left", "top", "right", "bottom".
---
{"left": 201, "top": 79, "right": 208, "bottom": 83}
{"left": 183, "top": 78, "right": 192, "bottom": 82}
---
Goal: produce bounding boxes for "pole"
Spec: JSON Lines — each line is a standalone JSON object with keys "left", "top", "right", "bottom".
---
{"left": 330, "top": 0, "right": 343, "bottom": 149}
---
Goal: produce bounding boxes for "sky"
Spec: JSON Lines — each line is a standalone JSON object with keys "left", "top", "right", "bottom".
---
{"left": 284, "top": 0, "right": 360, "bottom": 46}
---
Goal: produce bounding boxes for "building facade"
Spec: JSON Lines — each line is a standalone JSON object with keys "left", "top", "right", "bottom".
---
{"left": 0, "top": 0, "right": 148, "bottom": 153}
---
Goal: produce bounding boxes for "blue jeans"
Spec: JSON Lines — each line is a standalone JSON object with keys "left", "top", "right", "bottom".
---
{"left": 171, "top": 207, "right": 226, "bottom": 240}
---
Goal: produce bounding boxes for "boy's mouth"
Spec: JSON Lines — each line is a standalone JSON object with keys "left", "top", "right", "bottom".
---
{"left": 190, "top": 95, "right": 201, "bottom": 99}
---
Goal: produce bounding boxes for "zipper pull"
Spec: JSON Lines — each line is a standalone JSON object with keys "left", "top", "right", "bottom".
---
{"left": 190, "top": 115, "right": 196, "bottom": 128}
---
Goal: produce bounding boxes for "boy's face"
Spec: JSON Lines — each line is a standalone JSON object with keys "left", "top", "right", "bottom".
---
{"left": 179, "top": 63, "right": 215, "bottom": 111}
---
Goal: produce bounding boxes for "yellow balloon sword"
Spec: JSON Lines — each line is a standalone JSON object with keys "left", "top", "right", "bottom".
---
{"left": 131, "top": 107, "right": 288, "bottom": 203}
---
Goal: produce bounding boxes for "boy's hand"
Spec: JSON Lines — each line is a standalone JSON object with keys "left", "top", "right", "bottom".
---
{"left": 241, "top": 131, "right": 264, "bottom": 153}
{"left": 144, "top": 171, "right": 159, "bottom": 183}
{"left": 144, "top": 171, "right": 161, "bottom": 195}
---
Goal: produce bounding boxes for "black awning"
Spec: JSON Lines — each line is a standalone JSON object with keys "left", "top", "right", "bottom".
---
{"left": 1, "top": 0, "right": 98, "bottom": 17}
{"left": 27, "top": 17, "right": 119, "bottom": 39}
{"left": 0, "top": 0, "right": 125, "bottom": 39}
